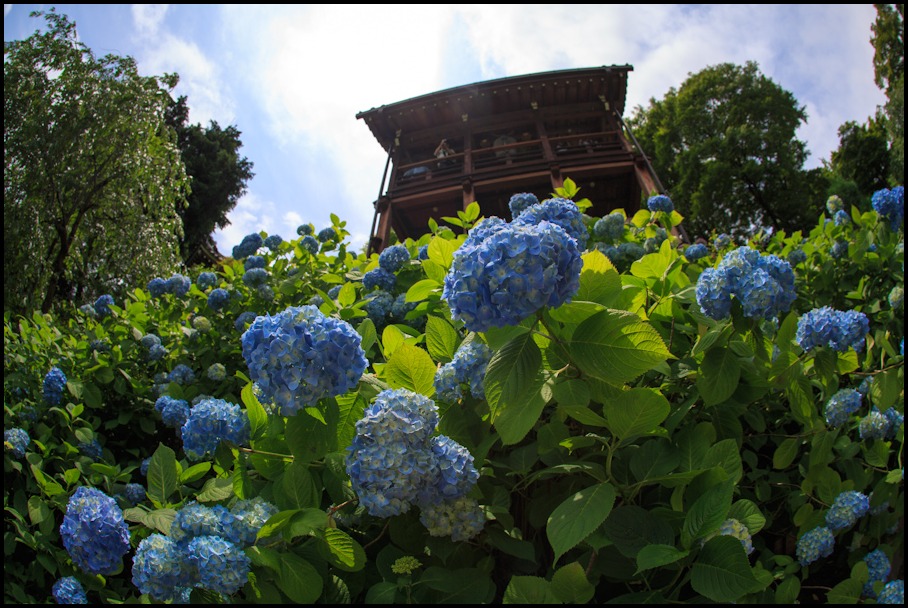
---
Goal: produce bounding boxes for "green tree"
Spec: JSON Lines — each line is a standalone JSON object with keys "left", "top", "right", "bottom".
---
{"left": 871, "top": 3, "right": 904, "bottom": 182}
{"left": 828, "top": 114, "right": 892, "bottom": 199}
{"left": 627, "top": 61, "right": 818, "bottom": 240}
{"left": 165, "top": 95, "right": 254, "bottom": 264}
{"left": 4, "top": 9, "right": 189, "bottom": 314}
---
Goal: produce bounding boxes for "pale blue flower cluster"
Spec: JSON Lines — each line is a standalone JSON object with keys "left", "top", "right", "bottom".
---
{"left": 647, "top": 194, "right": 674, "bottom": 214}
{"left": 717, "top": 518, "right": 755, "bottom": 555}
{"left": 391, "top": 293, "right": 419, "bottom": 325}
{"left": 508, "top": 192, "right": 539, "bottom": 218}
{"left": 871, "top": 186, "right": 904, "bottom": 230}
{"left": 442, "top": 216, "right": 582, "bottom": 333}
{"left": 379, "top": 244, "right": 410, "bottom": 272}
{"left": 593, "top": 212, "right": 626, "bottom": 243}
{"left": 93, "top": 294, "right": 115, "bottom": 317}
{"left": 242, "top": 267, "right": 268, "bottom": 287}
{"left": 825, "top": 490, "right": 869, "bottom": 531}
{"left": 346, "top": 389, "right": 481, "bottom": 532}
{"left": 878, "top": 580, "right": 904, "bottom": 604}
{"left": 166, "top": 274, "right": 191, "bottom": 297}
{"left": 831, "top": 239, "right": 849, "bottom": 259}
{"left": 317, "top": 227, "right": 337, "bottom": 242}
{"left": 132, "top": 533, "right": 193, "bottom": 600}
{"left": 196, "top": 271, "right": 218, "bottom": 290}
{"left": 714, "top": 233, "right": 731, "bottom": 249}
{"left": 168, "top": 364, "right": 196, "bottom": 385}
{"left": 43, "top": 367, "right": 67, "bottom": 405}
{"left": 787, "top": 248, "right": 807, "bottom": 266}
{"left": 180, "top": 398, "right": 250, "bottom": 461}
{"left": 684, "top": 243, "right": 709, "bottom": 262}
{"left": 147, "top": 277, "right": 167, "bottom": 298}
{"left": 364, "top": 290, "right": 394, "bottom": 326}
{"left": 243, "top": 255, "right": 265, "bottom": 271}
{"left": 363, "top": 267, "right": 396, "bottom": 292}
{"left": 859, "top": 407, "right": 903, "bottom": 440}
{"left": 863, "top": 549, "right": 891, "bottom": 598}
{"left": 297, "top": 223, "right": 313, "bottom": 236}
{"left": 512, "top": 197, "right": 589, "bottom": 250}
{"left": 232, "top": 233, "right": 263, "bottom": 259}
{"left": 60, "top": 486, "right": 130, "bottom": 575}
{"left": 52, "top": 576, "right": 88, "bottom": 604}
{"left": 796, "top": 306, "right": 869, "bottom": 352}
{"left": 418, "top": 244, "right": 429, "bottom": 260}
{"left": 264, "top": 234, "right": 283, "bottom": 250}
{"left": 833, "top": 209, "right": 851, "bottom": 227}
{"left": 155, "top": 395, "right": 190, "bottom": 429}
{"left": 419, "top": 496, "right": 486, "bottom": 542}
{"left": 300, "top": 235, "right": 319, "bottom": 255}
{"left": 5, "top": 427, "right": 30, "bottom": 459}
{"left": 826, "top": 195, "right": 845, "bottom": 214}
{"left": 796, "top": 526, "right": 834, "bottom": 565}
{"left": 824, "top": 389, "right": 862, "bottom": 427}
{"left": 234, "top": 311, "right": 256, "bottom": 332}
{"left": 241, "top": 306, "right": 367, "bottom": 416}
{"left": 695, "top": 247, "right": 796, "bottom": 321}
{"left": 186, "top": 535, "right": 251, "bottom": 595}
{"left": 207, "top": 363, "right": 227, "bottom": 382}
{"left": 434, "top": 341, "right": 492, "bottom": 402}
{"left": 124, "top": 483, "right": 145, "bottom": 505}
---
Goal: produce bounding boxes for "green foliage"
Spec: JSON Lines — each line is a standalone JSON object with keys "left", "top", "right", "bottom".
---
{"left": 627, "top": 61, "right": 819, "bottom": 240}
{"left": 2, "top": 173, "right": 903, "bottom": 605}
{"left": 4, "top": 9, "right": 189, "bottom": 314}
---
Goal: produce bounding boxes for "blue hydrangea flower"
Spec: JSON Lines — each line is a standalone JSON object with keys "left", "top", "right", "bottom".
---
{"left": 796, "top": 526, "right": 835, "bottom": 565}
{"left": 264, "top": 234, "right": 283, "bottom": 250}
{"left": 166, "top": 274, "right": 191, "bottom": 297}
{"left": 79, "top": 439, "right": 103, "bottom": 461}
{"left": 132, "top": 533, "right": 192, "bottom": 601}
{"left": 859, "top": 407, "right": 891, "bottom": 440}
{"left": 889, "top": 286, "right": 904, "bottom": 310}
{"left": 684, "top": 243, "right": 709, "bottom": 262}
{"left": 882, "top": 407, "right": 903, "bottom": 438}
{"left": 124, "top": 483, "right": 145, "bottom": 505}
{"left": 155, "top": 395, "right": 190, "bottom": 429}
{"left": 327, "top": 284, "right": 342, "bottom": 300}
{"left": 787, "top": 248, "right": 807, "bottom": 266}
{"left": 871, "top": 186, "right": 904, "bottom": 230}
{"left": 863, "top": 549, "right": 891, "bottom": 598}
{"left": 197, "top": 271, "right": 218, "bottom": 290}
{"left": 168, "top": 364, "right": 196, "bottom": 385}
{"left": 170, "top": 501, "right": 234, "bottom": 544}
{"left": 434, "top": 341, "right": 492, "bottom": 402}
{"left": 185, "top": 535, "right": 251, "bottom": 595}
{"left": 362, "top": 267, "right": 396, "bottom": 292}
{"left": 877, "top": 580, "right": 904, "bottom": 604}
{"left": 824, "top": 389, "right": 862, "bottom": 427}
{"left": 141, "top": 334, "right": 161, "bottom": 349}
{"left": 379, "top": 244, "right": 410, "bottom": 273}
{"left": 207, "top": 363, "right": 227, "bottom": 382}
{"left": 92, "top": 294, "right": 114, "bottom": 317}
{"left": 826, "top": 195, "right": 845, "bottom": 214}
{"left": 696, "top": 247, "right": 796, "bottom": 320}
{"left": 717, "top": 518, "right": 754, "bottom": 555}
{"left": 297, "top": 224, "right": 313, "bottom": 236}
{"left": 419, "top": 496, "right": 485, "bottom": 542}
{"left": 647, "top": 194, "right": 674, "bottom": 214}
{"left": 60, "top": 486, "right": 130, "bottom": 575}
{"left": 508, "top": 192, "right": 539, "bottom": 218}
{"left": 78, "top": 303, "right": 96, "bottom": 317}
{"left": 833, "top": 209, "right": 851, "bottom": 226}
{"left": 242, "top": 267, "right": 269, "bottom": 288}
{"left": 695, "top": 267, "right": 733, "bottom": 320}
{"left": 714, "top": 233, "right": 731, "bottom": 250}
{"left": 44, "top": 367, "right": 67, "bottom": 406}
{"left": 227, "top": 497, "right": 279, "bottom": 547}
{"left": 180, "top": 398, "right": 250, "bottom": 461}
{"left": 857, "top": 376, "right": 874, "bottom": 395}
{"left": 593, "top": 212, "right": 626, "bottom": 243}
{"left": 52, "top": 576, "right": 88, "bottom": 604}
{"left": 796, "top": 306, "right": 869, "bottom": 352}
{"left": 317, "top": 227, "right": 338, "bottom": 243}
{"left": 831, "top": 239, "right": 849, "bottom": 259}
{"left": 147, "top": 343, "right": 168, "bottom": 362}
{"left": 300, "top": 234, "right": 319, "bottom": 255}
{"left": 147, "top": 277, "right": 167, "bottom": 298}
{"left": 825, "top": 490, "right": 869, "bottom": 531}
{"left": 512, "top": 197, "right": 588, "bottom": 250}
{"left": 5, "top": 427, "right": 30, "bottom": 459}
{"left": 418, "top": 244, "right": 429, "bottom": 260}
{"left": 234, "top": 311, "right": 257, "bottom": 332}
{"left": 241, "top": 306, "right": 367, "bottom": 416}
{"left": 353, "top": 389, "right": 439, "bottom": 447}
{"left": 442, "top": 218, "right": 582, "bottom": 333}
{"left": 140, "top": 457, "right": 151, "bottom": 476}
{"left": 429, "top": 435, "right": 480, "bottom": 500}
{"left": 243, "top": 255, "right": 266, "bottom": 271}
{"left": 390, "top": 293, "right": 417, "bottom": 323}
{"left": 232, "top": 233, "right": 263, "bottom": 259}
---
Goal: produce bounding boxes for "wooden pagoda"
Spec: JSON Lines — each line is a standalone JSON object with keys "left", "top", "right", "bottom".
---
{"left": 357, "top": 65, "right": 663, "bottom": 254}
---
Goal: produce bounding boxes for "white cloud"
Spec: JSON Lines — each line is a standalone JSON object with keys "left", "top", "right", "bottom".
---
{"left": 131, "top": 4, "right": 169, "bottom": 36}
{"left": 212, "top": 191, "right": 280, "bottom": 255}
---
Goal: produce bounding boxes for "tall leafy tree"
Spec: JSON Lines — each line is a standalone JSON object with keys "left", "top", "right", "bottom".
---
{"left": 165, "top": 95, "right": 254, "bottom": 263}
{"left": 829, "top": 114, "right": 892, "bottom": 199}
{"left": 4, "top": 9, "right": 189, "bottom": 313}
{"left": 627, "top": 61, "right": 818, "bottom": 240}
{"left": 870, "top": 3, "right": 904, "bottom": 182}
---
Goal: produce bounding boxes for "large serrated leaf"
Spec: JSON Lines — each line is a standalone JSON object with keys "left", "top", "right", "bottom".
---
{"left": 605, "top": 388, "right": 670, "bottom": 440}
{"left": 550, "top": 562, "right": 595, "bottom": 603}
{"left": 384, "top": 343, "right": 436, "bottom": 397}
{"left": 318, "top": 527, "right": 366, "bottom": 572}
{"left": 484, "top": 333, "right": 543, "bottom": 421}
{"left": 241, "top": 382, "right": 268, "bottom": 441}
{"left": 425, "top": 315, "right": 461, "bottom": 363}
{"left": 503, "top": 576, "right": 559, "bottom": 604}
{"left": 635, "top": 544, "right": 690, "bottom": 573}
{"left": 569, "top": 309, "right": 672, "bottom": 384}
{"left": 147, "top": 443, "right": 177, "bottom": 505}
{"left": 697, "top": 347, "right": 741, "bottom": 406}
{"left": 546, "top": 482, "right": 616, "bottom": 564}
{"left": 277, "top": 553, "right": 323, "bottom": 603}
{"left": 681, "top": 477, "right": 734, "bottom": 548}
{"left": 690, "top": 536, "right": 764, "bottom": 602}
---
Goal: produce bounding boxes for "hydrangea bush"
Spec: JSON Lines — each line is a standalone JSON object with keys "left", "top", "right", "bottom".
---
{"left": 2, "top": 184, "right": 903, "bottom": 604}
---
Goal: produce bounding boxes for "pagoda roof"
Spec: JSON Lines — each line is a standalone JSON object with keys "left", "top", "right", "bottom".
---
{"left": 356, "top": 65, "right": 633, "bottom": 153}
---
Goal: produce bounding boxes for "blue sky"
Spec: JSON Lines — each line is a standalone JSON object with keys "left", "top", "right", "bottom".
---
{"left": 4, "top": 4, "right": 888, "bottom": 254}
